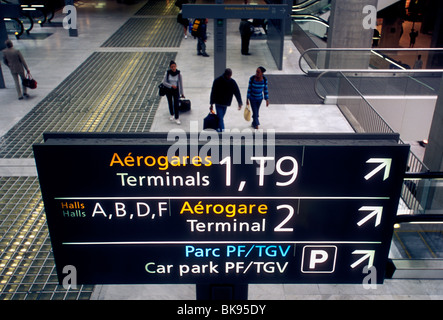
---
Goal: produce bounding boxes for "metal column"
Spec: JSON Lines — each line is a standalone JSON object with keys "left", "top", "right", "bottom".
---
{"left": 214, "top": 0, "right": 226, "bottom": 78}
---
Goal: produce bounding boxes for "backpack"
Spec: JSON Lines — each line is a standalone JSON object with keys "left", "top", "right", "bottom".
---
{"left": 191, "top": 19, "right": 202, "bottom": 37}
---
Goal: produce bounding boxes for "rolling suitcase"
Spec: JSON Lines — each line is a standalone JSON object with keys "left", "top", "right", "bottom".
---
{"left": 178, "top": 99, "right": 191, "bottom": 112}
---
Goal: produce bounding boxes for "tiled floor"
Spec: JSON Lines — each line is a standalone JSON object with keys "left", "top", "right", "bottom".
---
{"left": 1, "top": 0, "right": 442, "bottom": 300}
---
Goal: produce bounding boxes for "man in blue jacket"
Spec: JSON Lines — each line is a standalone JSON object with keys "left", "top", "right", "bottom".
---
{"left": 209, "top": 68, "right": 243, "bottom": 131}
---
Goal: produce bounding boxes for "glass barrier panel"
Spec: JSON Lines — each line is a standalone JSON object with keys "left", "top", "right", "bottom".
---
{"left": 300, "top": 49, "right": 443, "bottom": 73}
{"left": 293, "top": 20, "right": 328, "bottom": 43}
{"left": 402, "top": 177, "right": 443, "bottom": 215}
{"left": 391, "top": 220, "right": 443, "bottom": 259}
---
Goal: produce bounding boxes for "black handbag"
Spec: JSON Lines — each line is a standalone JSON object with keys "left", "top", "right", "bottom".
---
{"left": 158, "top": 72, "right": 171, "bottom": 96}
{"left": 203, "top": 111, "right": 219, "bottom": 130}
{"left": 158, "top": 83, "right": 168, "bottom": 96}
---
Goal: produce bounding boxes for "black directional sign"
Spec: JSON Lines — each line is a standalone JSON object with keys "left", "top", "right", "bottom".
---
{"left": 182, "top": 4, "right": 290, "bottom": 19}
{"left": 33, "top": 133, "right": 409, "bottom": 285}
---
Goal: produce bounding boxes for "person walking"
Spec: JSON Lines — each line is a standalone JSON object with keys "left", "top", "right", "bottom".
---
{"left": 196, "top": 18, "right": 209, "bottom": 57}
{"left": 246, "top": 66, "right": 269, "bottom": 129}
{"left": 210, "top": 68, "right": 243, "bottom": 131}
{"left": 2, "top": 39, "right": 30, "bottom": 100}
{"left": 239, "top": 19, "right": 254, "bottom": 55}
{"left": 162, "top": 60, "right": 185, "bottom": 124}
{"left": 413, "top": 54, "right": 423, "bottom": 69}
{"left": 175, "top": 0, "right": 189, "bottom": 39}
{"left": 409, "top": 29, "right": 418, "bottom": 48}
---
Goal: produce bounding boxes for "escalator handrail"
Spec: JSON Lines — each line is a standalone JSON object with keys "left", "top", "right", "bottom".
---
{"left": 292, "top": 14, "right": 329, "bottom": 25}
{"left": 313, "top": 70, "right": 332, "bottom": 100}
{"left": 292, "top": 0, "right": 331, "bottom": 12}
{"left": 3, "top": 17, "right": 24, "bottom": 38}
{"left": 396, "top": 214, "right": 443, "bottom": 224}
{"left": 404, "top": 172, "right": 443, "bottom": 179}
{"left": 293, "top": 0, "right": 319, "bottom": 9}
{"left": 20, "top": 12, "right": 34, "bottom": 33}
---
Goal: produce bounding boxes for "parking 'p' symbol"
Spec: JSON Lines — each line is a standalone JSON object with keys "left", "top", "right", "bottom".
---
{"left": 301, "top": 246, "right": 337, "bottom": 273}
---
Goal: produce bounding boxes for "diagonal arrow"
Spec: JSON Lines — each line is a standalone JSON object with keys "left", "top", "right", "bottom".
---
{"left": 351, "top": 250, "right": 375, "bottom": 269}
{"left": 364, "top": 158, "right": 392, "bottom": 181}
{"left": 357, "top": 206, "right": 383, "bottom": 227}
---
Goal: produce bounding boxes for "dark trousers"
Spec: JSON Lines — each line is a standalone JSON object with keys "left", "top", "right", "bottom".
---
{"left": 250, "top": 99, "right": 262, "bottom": 127}
{"left": 241, "top": 35, "right": 251, "bottom": 54}
{"left": 215, "top": 104, "right": 227, "bottom": 132}
{"left": 197, "top": 38, "right": 207, "bottom": 54}
{"left": 166, "top": 88, "right": 180, "bottom": 119}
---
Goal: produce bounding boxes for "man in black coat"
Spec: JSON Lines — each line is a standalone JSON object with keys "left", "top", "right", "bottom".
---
{"left": 210, "top": 68, "right": 243, "bottom": 131}
{"left": 239, "top": 19, "right": 254, "bottom": 55}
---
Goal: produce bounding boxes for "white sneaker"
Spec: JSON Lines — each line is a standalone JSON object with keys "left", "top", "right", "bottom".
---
{"left": 185, "top": 35, "right": 188, "bottom": 39}
{"left": 169, "top": 116, "right": 174, "bottom": 121}
{"left": 175, "top": 119, "right": 181, "bottom": 125}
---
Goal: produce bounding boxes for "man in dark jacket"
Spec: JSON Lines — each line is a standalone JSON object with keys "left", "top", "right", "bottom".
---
{"left": 210, "top": 68, "right": 243, "bottom": 131}
{"left": 239, "top": 19, "right": 253, "bottom": 55}
{"left": 196, "top": 18, "right": 209, "bottom": 57}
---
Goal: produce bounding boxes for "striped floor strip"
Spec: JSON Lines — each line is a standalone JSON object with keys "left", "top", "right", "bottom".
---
{"left": 0, "top": 176, "right": 95, "bottom": 300}
{"left": 101, "top": 18, "right": 183, "bottom": 48}
{"left": 0, "top": 51, "right": 176, "bottom": 158}
{"left": 135, "top": 0, "right": 179, "bottom": 16}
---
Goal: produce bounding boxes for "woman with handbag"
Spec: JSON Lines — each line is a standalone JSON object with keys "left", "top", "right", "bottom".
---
{"left": 246, "top": 66, "right": 269, "bottom": 129}
{"left": 162, "top": 60, "right": 185, "bottom": 124}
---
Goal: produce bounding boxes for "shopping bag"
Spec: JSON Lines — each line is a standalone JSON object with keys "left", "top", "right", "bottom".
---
{"left": 244, "top": 104, "right": 251, "bottom": 121}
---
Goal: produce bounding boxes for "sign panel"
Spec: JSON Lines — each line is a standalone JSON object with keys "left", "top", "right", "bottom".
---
{"left": 33, "top": 133, "right": 409, "bottom": 285}
{"left": 182, "top": 4, "right": 290, "bottom": 19}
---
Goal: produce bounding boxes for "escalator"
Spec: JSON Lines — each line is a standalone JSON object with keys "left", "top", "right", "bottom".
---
{"left": 292, "top": 0, "right": 402, "bottom": 51}
{"left": 292, "top": 0, "right": 332, "bottom": 50}
{"left": 292, "top": 0, "right": 331, "bottom": 32}
{"left": 292, "top": 0, "right": 331, "bottom": 16}
{"left": 292, "top": 0, "right": 401, "bottom": 19}
{"left": 1, "top": 0, "right": 60, "bottom": 39}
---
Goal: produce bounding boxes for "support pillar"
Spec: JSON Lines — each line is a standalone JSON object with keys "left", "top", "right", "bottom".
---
{"left": 422, "top": 74, "right": 443, "bottom": 211}
{"left": 0, "top": 3, "right": 7, "bottom": 88}
{"left": 327, "top": 0, "right": 377, "bottom": 68}
{"left": 214, "top": 0, "right": 226, "bottom": 79}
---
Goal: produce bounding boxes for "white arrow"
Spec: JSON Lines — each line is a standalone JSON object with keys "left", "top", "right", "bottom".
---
{"left": 364, "top": 158, "right": 392, "bottom": 181}
{"left": 350, "top": 250, "right": 375, "bottom": 269}
{"left": 357, "top": 206, "right": 383, "bottom": 227}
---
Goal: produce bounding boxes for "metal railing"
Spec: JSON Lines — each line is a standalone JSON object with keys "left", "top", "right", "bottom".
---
{"left": 313, "top": 71, "right": 443, "bottom": 274}
{"left": 299, "top": 48, "right": 443, "bottom": 75}
{"left": 314, "top": 70, "right": 441, "bottom": 100}
{"left": 314, "top": 71, "right": 434, "bottom": 211}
